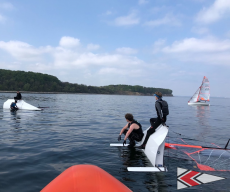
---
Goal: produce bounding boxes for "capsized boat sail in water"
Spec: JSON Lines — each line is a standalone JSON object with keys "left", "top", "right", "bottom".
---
{"left": 188, "top": 76, "right": 210, "bottom": 106}
{"left": 165, "top": 136, "right": 230, "bottom": 171}
{"left": 3, "top": 99, "right": 41, "bottom": 111}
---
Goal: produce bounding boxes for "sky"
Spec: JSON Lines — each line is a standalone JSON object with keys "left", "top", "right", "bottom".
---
{"left": 0, "top": 0, "right": 230, "bottom": 97}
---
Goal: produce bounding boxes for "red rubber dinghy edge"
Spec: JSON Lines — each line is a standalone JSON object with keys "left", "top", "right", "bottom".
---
{"left": 41, "top": 164, "right": 132, "bottom": 192}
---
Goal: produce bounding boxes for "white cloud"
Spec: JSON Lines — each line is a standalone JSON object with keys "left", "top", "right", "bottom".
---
{"left": 98, "top": 67, "right": 142, "bottom": 77}
{"left": 114, "top": 10, "right": 140, "bottom": 26}
{"left": 59, "top": 36, "right": 80, "bottom": 48}
{"left": 191, "top": 27, "right": 209, "bottom": 35}
{"left": 0, "top": 40, "right": 49, "bottom": 61}
{"left": 116, "top": 47, "right": 138, "bottom": 55}
{"left": 98, "top": 67, "right": 126, "bottom": 75}
{"left": 152, "top": 39, "right": 166, "bottom": 53}
{"left": 226, "top": 30, "right": 230, "bottom": 38}
{"left": 195, "top": 0, "right": 230, "bottom": 24}
{"left": 105, "top": 10, "right": 112, "bottom": 15}
{"left": 138, "top": 0, "right": 148, "bottom": 5}
{"left": 0, "top": 2, "right": 14, "bottom": 10}
{"left": 0, "top": 14, "right": 5, "bottom": 23}
{"left": 0, "top": 37, "right": 143, "bottom": 71}
{"left": 162, "top": 37, "right": 230, "bottom": 53}
{"left": 155, "top": 36, "right": 230, "bottom": 67}
{"left": 144, "top": 14, "right": 181, "bottom": 27}
{"left": 87, "top": 43, "right": 100, "bottom": 50}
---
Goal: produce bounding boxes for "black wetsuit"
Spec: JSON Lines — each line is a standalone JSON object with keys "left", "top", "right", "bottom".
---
{"left": 142, "top": 99, "right": 167, "bottom": 146}
{"left": 123, "top": 120, "right": 144, "bottom": 146}
{"left": 14, "top": 92, "right": 22, "bottom": 100}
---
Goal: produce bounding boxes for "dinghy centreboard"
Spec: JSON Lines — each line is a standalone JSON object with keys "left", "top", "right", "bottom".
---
{"left": 110, "top": 125, "right": 168, "bottom": 172}
{"left": 188, "top": 76, "right": 210, "bottom": 106}
{"left": 3, "top": 99, "right": 41, "bottom": 111}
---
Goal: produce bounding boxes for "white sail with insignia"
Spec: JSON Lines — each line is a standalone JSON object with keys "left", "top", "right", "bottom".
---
{"left": 188, "top": 76, "right": 210, "bottom": 106}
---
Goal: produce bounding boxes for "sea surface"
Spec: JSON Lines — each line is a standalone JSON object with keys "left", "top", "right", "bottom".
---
{"left": 0, "top": 93, "right": 230, "bottom": 192}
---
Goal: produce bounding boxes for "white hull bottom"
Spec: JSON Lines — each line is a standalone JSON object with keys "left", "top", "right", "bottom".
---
{"left": 188, "top": 102, "right": 210, "bottom": 106}
{"left": 127, "top": 167, "right": 167, "bottom": 172}
{"left": 110, "top": 125, "right": 168, "bottom": 172}
{"left": 3, "top": 99, "right": 41, "bottom": 111}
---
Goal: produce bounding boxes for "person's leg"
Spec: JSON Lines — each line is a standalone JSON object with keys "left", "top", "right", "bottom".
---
{"left": 123, "top": 129, "right": 128, "bottom": 135}
{"left": 150, "top": 118, "right": 157, "bottom": 127}
{"left": 142, "top": 128, "right": 155, "bottom": 146}
{"left": 139, "top": 118, "right": 162, "bottom": 149}
{"left": 125, "top": 131, "right": 135, "bottom": 147}
{"left": 152, "top": 118, "right": 162, "bottom": 130}
{"left": 127, "top": 132, "right": 144, "bottom": 147}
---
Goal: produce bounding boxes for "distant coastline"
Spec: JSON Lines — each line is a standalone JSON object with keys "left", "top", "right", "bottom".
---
{"left": 0, "top": 69, "right": 173, "bottom": 96}
{"left": 0, "top": 90, "right": 173, "bottom": 96}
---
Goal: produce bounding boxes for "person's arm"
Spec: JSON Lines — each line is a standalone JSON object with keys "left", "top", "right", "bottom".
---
{"left": 124, "top": 125, "right": 134, "bottom": 140}
{"left": 119, "top": 123, "right": 129, "bottom": 135}
{"left": 155, "top": 102, "right": 163, "bottom": 119}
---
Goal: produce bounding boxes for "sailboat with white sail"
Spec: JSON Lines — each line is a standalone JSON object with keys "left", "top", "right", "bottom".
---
{"left": 188, "top": 76, "right": 210, "bottom": 106}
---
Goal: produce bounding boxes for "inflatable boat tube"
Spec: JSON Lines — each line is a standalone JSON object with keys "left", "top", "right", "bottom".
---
{"left": 41, "top": 165, "right": 132, "bottom": 192}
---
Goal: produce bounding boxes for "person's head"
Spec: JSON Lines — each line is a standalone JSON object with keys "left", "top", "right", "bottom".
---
{"left": 125, "top": 113, "right": 133, "bottom": 122}
{"left": 17, "top": 91, "right": 19, "bottom": 93}
{"left": 15, "top": 100, "right": 17, "bottom": 103}
{"left": 154, "top": 91, "right": 162, "bottom": 100}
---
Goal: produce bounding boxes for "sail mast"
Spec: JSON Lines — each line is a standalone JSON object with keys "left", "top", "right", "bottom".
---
{"left": 197, "top": 76, "right": 204, "bottom": 102}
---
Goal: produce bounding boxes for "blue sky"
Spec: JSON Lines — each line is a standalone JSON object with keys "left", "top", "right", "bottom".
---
{"left": 0, "top": 0, "right": 230, "bottom": 97}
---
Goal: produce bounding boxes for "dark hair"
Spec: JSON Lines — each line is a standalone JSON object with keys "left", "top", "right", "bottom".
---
{"left": 155, "top": 91, "right": 162, "bottom": 98}
{"left": 15, "top": 100, "right": 17, "bottom": 103}
{"left": 125, "top": 113, "right": 133, "bottom": 121}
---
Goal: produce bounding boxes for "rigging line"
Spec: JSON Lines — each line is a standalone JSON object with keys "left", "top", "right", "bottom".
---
{"left": 198, "top": 151, "right": 201, "bottom": 165}
{"left": 168, "top": 131, "right": 208, "bottom": 143}
{"left": 180, "top": 138, "right": 189, "bottom": 145}
{"left": 167, "top": 130, "right": 169, "bottom": 169}
{"left": 168, "top": 131, "right": 229, "bottom": 150}
{"left": 210, "top": 157, "right": 230, "bottom": 168}
{"left": 209, "top": 154, "right": 230, "bottom": 166}
{"left": 211, "top": 143, "right": 221, "bottom": 148}
{"left": 203, "top": 149, "right": 214, "bottom": 164}
{"left": 164, "top": 155, "right": 193, "bottom": 161}
{"left": 207, "top": 151, "right": 227, "bottom": 166}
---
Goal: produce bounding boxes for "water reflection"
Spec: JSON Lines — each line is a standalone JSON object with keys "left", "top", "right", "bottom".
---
{"left": 117, "top": 147, "right": 168, "bottom": 192}
{"left": 189, "top": 105, "right": 212, "bottom": 145}
{"left": 195, "top": 105, "right": 210, "bottom": 125}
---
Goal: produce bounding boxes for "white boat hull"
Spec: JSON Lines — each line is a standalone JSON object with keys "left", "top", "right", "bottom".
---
{"left": 110, "top": 125, "right": 168, "bottom": 172}
{"left": 3, "top": 99, "right": 41, "bottom": 111}
{"left": 188, "top": 102, "right": 210, "bottom": 106}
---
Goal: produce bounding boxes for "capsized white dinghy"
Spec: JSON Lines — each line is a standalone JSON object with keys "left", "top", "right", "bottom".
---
{"left": 188, "top": 76, "right": 210, "bottom": 106}
{"left": 110, "top": 124, "right": 168, "bottom": 172}
{"left": 3, "top": 99, "right": 41, "bottom": 111}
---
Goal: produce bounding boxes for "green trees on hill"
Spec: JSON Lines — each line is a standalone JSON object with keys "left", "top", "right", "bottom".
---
{"left": 0, "top": 69, "right": 173, "bottom": 95}
{"left": 102, "top": 85, "right": 172, "bottom": 95}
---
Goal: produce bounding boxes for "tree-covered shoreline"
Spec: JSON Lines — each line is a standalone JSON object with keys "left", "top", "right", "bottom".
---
{"left": 0, "top": 69, "right": 173, "bottom": 96}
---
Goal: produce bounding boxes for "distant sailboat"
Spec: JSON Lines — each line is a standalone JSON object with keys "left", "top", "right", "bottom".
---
{"left": 188, "top": 76, "right": 210, "bottom": 106}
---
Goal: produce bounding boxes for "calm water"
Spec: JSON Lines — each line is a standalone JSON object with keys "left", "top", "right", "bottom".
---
{"left": 0, "top": 93, "right": 230, "bottom": 192}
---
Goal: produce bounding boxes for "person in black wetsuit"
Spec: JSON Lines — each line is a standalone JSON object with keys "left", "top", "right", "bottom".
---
{"left": 14, "top": 91, "right": 22, "bottom": 100}
{"left": 10, "top": 100, "right": 18, "bottom": 111}
{"left": 138, "top": 91, "right": 168, "bottom": 149}
{"left": 118, "top": 113, "right": 144, "bottom": 148}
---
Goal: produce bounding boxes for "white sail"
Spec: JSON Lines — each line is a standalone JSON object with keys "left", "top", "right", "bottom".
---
{"left": 198, "top": 76, "right": 210, "bottom": 101}
{"left": 188, "top": 76, "right": 210, "bottom": 105}
{"left": 3, "top": 99, "right": 41, "bottom": 111}
{"left": 188, "top": 87, "right": 200, "bottom": 103}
